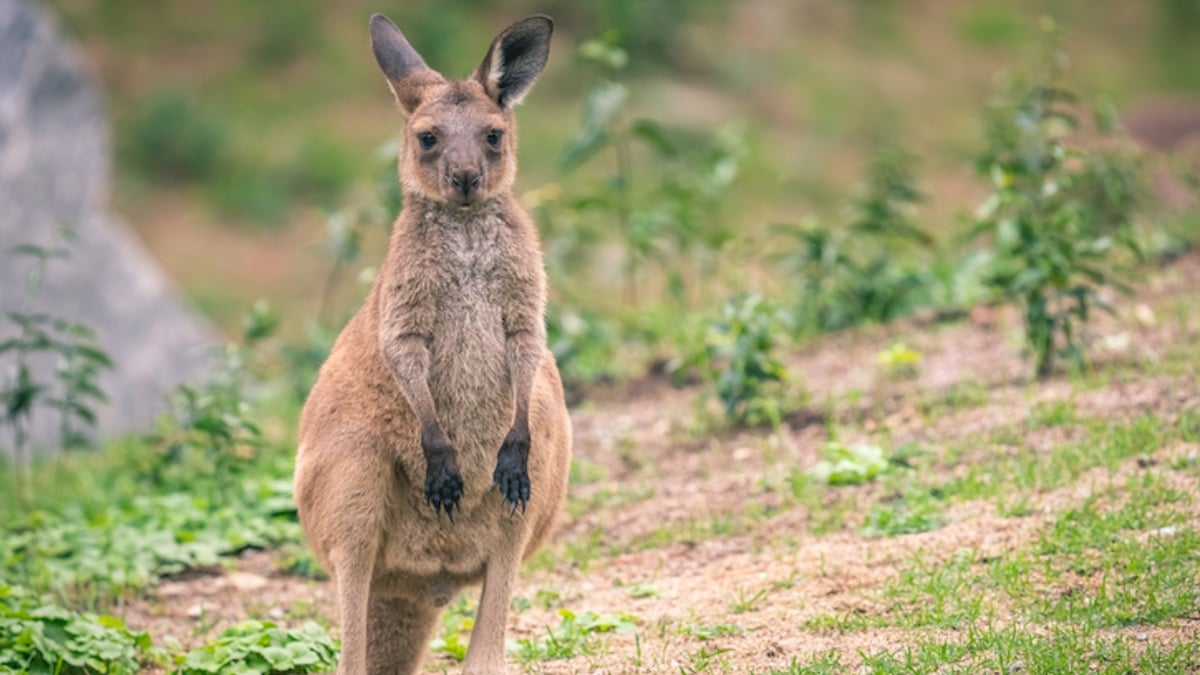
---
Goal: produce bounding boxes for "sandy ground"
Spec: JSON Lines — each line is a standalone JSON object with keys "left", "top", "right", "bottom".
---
{"left": 122, "top": 252, "right": 1200, "bottom": 674}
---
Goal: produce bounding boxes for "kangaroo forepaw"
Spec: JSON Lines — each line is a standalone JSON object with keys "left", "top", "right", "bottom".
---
{"left": 425, "top": 461, "right": 464, "bottom": 519}
{"left": 493, "top": 438, "right": 530, "bottom": 516}
{"left": 493, "top": 463, "right": 530, "bottom": 515}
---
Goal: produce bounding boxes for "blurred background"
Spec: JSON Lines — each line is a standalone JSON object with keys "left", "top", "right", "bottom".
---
{"left": 2, "top": 4, "right": 1200, "bottom": 669}
{"left": 4, "top": 0, "right": 1200, "bottom": 443}
{"left": 43, "top": 0, "right": 1199, "bottom": 338}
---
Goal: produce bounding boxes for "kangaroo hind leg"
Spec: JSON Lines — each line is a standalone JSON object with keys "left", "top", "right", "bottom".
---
{"left": 366, "top": 591, "right": 441, "bottom": 675}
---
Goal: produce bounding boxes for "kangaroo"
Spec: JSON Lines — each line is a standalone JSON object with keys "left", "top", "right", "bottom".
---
{"left": 293, "top": 13, "right": 571, "bottom": 675}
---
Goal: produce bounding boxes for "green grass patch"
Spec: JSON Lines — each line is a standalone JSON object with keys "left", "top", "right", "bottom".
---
{"left": 860, "top": 625, "right": 1200, "bottom": 674}
{"left": 513, "top": 609, "right": 638, "bottom": 662}
{"left": 861, "top": 489, "right": 946, "bottom": 538}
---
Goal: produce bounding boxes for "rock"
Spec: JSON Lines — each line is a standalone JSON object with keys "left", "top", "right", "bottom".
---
{"left": 186, "top": 603, "right": 204, "bottom": 619}
{"left": 1134, "top": 304, "right": 1157, "bottom": 328}
{"left": 225, "top": 571, "right": 269, "bottom": 592}
{"left": 0, "top": 0, "right": 216, "bottom": 455}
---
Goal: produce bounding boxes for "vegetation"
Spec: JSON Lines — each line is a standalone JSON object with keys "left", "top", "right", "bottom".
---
{"left": 689, "top": 293, "right": 793, "bottom": 427}
{"left": 171, "top": 621, "right": 339, "bottom": 675}
{"left": 970, "top": 22, "right": 1143, "bottom": 377}
{"left": 2, "top": 1, "right": 1199, "bottom": 672}
{"left": 2, "top": 230, "right": 113, "bottom": 484}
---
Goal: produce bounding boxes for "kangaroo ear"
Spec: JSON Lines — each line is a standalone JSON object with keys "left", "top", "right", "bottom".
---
{"left": 474, "top": 15, "right": 553, "bottom": 109}
{"left": 370, "top": 13, "right": 445, "bottom": 114}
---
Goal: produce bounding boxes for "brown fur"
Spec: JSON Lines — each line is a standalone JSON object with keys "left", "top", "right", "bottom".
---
{"left": 293, "top": 14, "right": 570, "bottom": 675}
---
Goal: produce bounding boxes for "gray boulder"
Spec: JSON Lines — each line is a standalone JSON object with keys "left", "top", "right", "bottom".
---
{"left": 0, "top": 0, "right": 218, "bottom": 455}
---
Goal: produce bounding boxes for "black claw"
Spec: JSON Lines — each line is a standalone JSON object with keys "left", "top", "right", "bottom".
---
{"left": 425, "top": 460, "right": 463, "bottom": 522}
{"left": 493, "top": 467, "right": 530, "bottom": 516}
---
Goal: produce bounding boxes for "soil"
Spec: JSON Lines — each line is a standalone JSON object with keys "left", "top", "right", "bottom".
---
{"left": 114, "top": 251, "right": 1200, "bottom": 674}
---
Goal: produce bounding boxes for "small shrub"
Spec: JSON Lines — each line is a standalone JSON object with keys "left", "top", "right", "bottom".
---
{"left": 970, "top": 30, "right": 1142, "bottom": 377}
{"left": 121, "top": 90, "right": 228, "bottom": 183}
{"left": 546, "top": 305, "right": 619, "bottom": 387}
{"left": 777, "top": 147, "right": 934, "bottom": 334}
{"left": 691, "top": 293, "right": 792, "bottom": 427}
{"left": 276, "top": 545, "right": 328, "bottom": 581}
{"left": 284, "top": 136, "right": 357, "bottom": 205}
{"left": 141, "top": 302, "right": 279, "bottom": 492}
{"left": 545, "top": 37, "right": 743, "bottom": 309}
{"left": 540, "top": 0, "right": 725, "bottom": 71}
{"left": 206, "top": 165, "right": 292, "bottom": 227}
{"left": 2, "top": 233, "right": 113, "bottom": 470}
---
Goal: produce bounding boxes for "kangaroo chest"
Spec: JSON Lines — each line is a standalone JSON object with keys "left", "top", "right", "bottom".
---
{"left": 420, "top": 216, "right": 515, "bottom": 450}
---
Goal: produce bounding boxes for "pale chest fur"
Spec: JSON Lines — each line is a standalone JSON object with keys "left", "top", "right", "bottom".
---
{"left": 400, "top": 210, "right": 517, "bottom": 456}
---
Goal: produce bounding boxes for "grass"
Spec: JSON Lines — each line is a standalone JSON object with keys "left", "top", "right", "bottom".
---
{"left": 729, "top": 587, "right": 771, "bottom": 615}
{"left": 2, "top": 4, "right": 1197, "bottom": 673}
{"left": 854, "top": 626, "right": 1200, "bottom": 674}
{"left": 1, "top": 285, "right": 1197, "bottom": 673}
{"left": 513, "top": 610, "right": 639, "bottom": 663}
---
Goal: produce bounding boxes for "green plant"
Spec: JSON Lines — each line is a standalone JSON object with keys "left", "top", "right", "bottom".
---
{"left": 624, "top": 583, "right": 660, "bottom": 599}
{"left": 312, "top": 139, "right": 402, "bottom": 329}
{"left": 730, "top": 586, "right": 770, "bottom": 614}
{"left": 541, "top": 0, "right": 725, "bottom": 71}
{"left": 276, "top": 545, "right": 328, "bottom": 581}
{"left": 861, "top": 491, "right": 946, "bottom": 538}
{"left": 545, "top": 37, "right": 743, "bottom": 309}
{"left": 686, "top": 644, "right": 731, "bottom": 672}
{"left": 284, "top": 135, "right": 357, "bottom": 206}
{"left": 876, "top": 343, "right": 922, "bottom": 379}
{"left": 0, "top": 584, "right": 150, "bottom": 674}
{"left": 0, "top": 480, "right": 300, "bottom": 598}
{"left": 206, "top": 165, "right": 292, "bottom": 226}
{"left": 142, "top": 302, "right": 280, "bottom": 492}
{"left": 545, "top": 305, "right": 620, "bottom": 388}
{"left": 690, "top": 293, "right": 792, "bottom": 427}
{"left": 808, "top": 442, "right": 889, "bottom": 486}
{"left": 971, "top": 24, "right": 1142, "bottom": 377}
{"left": 776, "top": 147, "right": 934, "bottom": 334}
{"left": 429, "top": 596, "right": 474, "bottom": 662}
{"left": 121, "top": 89, "right": 227, "bottom": 183}
{"left": 172, "top": 620, "right": 339, "bottom": 674}
{"left": 2, "top": 233, "right": 113, "bottom": 474}
{"left": 514, "top": 609, "right": 638, "bottom": 662}
{"left": 680, "top": 623, "right": 743, "bottom": 641}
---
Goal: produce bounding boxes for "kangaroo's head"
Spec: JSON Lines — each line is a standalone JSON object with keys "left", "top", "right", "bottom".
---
{"left": 370, "top": 13, "right": 552, "bottom": 208}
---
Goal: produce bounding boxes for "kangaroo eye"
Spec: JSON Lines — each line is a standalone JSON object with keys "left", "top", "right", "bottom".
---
{"left": 417, "top": 132, "right": 437, "bottom": 150}
{"left": 486, "top": 129, "right": 503, "bottom": 148}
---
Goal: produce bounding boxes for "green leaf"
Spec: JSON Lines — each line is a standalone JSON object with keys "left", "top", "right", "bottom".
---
{"left": 629, "top": 119, "right": 677, "bottom": 157}
{"left": 560, "top": 82, "right": 628, "bottom": 171}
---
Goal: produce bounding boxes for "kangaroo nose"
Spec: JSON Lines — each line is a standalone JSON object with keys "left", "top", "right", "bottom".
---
{"left": 450, "top": 170, "right": 482, "bottom": 197}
